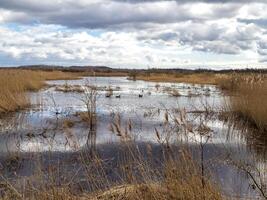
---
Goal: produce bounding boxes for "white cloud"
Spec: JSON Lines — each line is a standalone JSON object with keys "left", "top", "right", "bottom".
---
{"left": 0, "top": 0, "right": 267, "bottom": 68}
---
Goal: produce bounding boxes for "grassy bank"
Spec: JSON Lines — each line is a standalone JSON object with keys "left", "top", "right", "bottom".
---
{"left": 219, "top": 73, "right": 267, "bottom": 132}
{"left": 131, "top": 72, "right": 223, "bottom": 85}
{"left": 0, "top": 69, "right": 81, "bottom": 114}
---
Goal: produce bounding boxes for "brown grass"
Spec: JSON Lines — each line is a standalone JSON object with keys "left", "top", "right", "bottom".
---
{"left": 76, "top": 111, "right": 97, "bottom": 126}
{"left": 0, "top": 106, "right": 225, "bottom": 200}
{"left": 133, "top": 73, "right": 222, "bottom": 85}
{"left": 219, "top": 73, "right": 267, "bottom": 132}
{"left": 93, "top": 156, "right": 223, "bottom": 200}
{"left": 4, "top": 149, "right": 222, "bottom": 200}
{"left": 0, "top": 95, "right": 230, "bottom": 200}
{"left": 63, "top": 119, "right": 75, "bottom": 128}
{"left": 0, "top": 69, "right": 81, "bottom": 114}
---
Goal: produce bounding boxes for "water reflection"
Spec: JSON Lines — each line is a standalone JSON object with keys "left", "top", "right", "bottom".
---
{"left": 0, "top": 76, "right": 266, "bottom": 199}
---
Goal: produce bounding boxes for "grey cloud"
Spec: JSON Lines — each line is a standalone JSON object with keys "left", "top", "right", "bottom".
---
{"left": 238, "top": 18, "right": 267, "bottom": 28}
{"left": 259, "top": 58, "right": 267, "bottom": 63}
{"left": 256, "top": 39, "right": 267, "bottom": 63}
{"left": 0, "top": 0, "right": 266, "bottom": 65}
{"left": 113, "top": 0, "right": 267, "bottom": 3}
{"left": 258, "top": 49, "right": 267, "bottom": 55}
{"left": 152, "top": 32, "right": 178, "bottom": 41}
{"left": 0, "top": 1, "right": 240, "bottom": 29}
{"left": 137, "top": 20, "right": 259, "bottom": 55}
{"left": 193, "top": 42, "right": 241, "bottom": 54}
{"left": 0, "top": 0, "right": 63, "bottom": 12}
{"left": 257, "top": 41, "right": 267, "bottom": 57}
{"left": 50, "top": 8, "right": 229, "bottom": 29}
{"left": 138, "top": 23, "right": 226, "bottom": 43}
{"left": 258, "top": 41, "right": 267, "bottom": 49}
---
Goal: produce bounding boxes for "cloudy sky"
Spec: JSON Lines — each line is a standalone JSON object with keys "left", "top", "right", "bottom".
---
{"left": 0, "top": 0, "right": 267, "bottom": 69}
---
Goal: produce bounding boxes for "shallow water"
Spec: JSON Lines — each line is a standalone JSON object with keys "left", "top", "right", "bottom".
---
{"left": 0, "top": 76, "right": 266, "bottom": 199}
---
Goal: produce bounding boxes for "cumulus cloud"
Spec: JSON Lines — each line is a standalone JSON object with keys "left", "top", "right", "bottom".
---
{"left": 114, "top": 0, "right": 267, "bottom": 3}
{"left": 0, "top": 0, "right": 266, "bottom": 67}
{"left": 0, "top": 1, "right": 242, "bottom": 28}
{"left": 0, "top": 24, "right": 195, "bottom": 67}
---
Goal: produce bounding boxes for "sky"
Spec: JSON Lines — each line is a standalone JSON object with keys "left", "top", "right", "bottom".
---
{"left": 0, "top": 0, "right": 267, "bottom": 69}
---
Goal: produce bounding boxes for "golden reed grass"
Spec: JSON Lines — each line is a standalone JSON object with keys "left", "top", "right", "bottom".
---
{"left": 133, "top": 72, "right": 221, "bottom": 85}
{"left": 1, "top": 149, "right": 223, "bottom": 200}
{"left": 0, "top": 69, "right": 80, "bottom": 114}
{"left": 219, "top": 73, "right": 267, "bottom": 132}
{"left": 90, "top": 153, "right": 222, "bottom": 200}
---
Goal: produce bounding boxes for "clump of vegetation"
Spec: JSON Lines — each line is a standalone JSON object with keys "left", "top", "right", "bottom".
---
{"left": 163, "top": 86, "right": 181, "bottom": 97}
{"left": 155, "top": 84, "right": 160, "bottom": 90}
{"left": 55, "top": 83, "right": 84, "bottom": 93}
{"left": 92, "top": 153, "right": 222, "bottom": 200}
{"left": 128, "top": 71, "right": 137, "bottom": 81}
{"left": 168, "top": 89, "right": 181, "bottom": 97}
{"left": 63, "top": 119, "right": 75, "bottom": 128}
{"left": 219, "top": 73, "right": 267, "bottom": 132}
{"left": 105, "top": 86, "right": 113, "bottom": 97}
{"left": 77, "top": 111, "right": 97, "bottom": 125}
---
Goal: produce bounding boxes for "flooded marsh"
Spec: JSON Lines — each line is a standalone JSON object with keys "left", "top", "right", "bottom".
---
{"left": 0, "top": 76, "right": 266, "bottom": 199}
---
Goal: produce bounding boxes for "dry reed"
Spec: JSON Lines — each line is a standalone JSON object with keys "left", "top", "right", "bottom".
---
{"left": 219, "top": 73, "right": 267, "bottom": 132}
{"left": 133, "top": 73, "right": 221, "bottom": 85}
{"left": 0, "top": 69, "right": 80, "bottom": 114}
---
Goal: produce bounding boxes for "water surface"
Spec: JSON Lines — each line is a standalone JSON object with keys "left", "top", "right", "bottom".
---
{"left": 0, "top": 76, "right": 266, "bottom": 199}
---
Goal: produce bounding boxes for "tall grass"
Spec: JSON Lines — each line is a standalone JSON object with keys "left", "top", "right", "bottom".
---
{"left": 132, "top": 72, "right": 221, "bottom": 85}
{"left": 0, "top": 146, "right": 223, "bottom": 200}
{"left": 0, "top": 103, "right": 225, "bottom": 199}
{"left": 219, "top": 73, "right": 267, "bottom": 132}
{"left": 91, "top": 151, "right": 223, "bottom": 200}
{"left": 0, "top": 69, "right": 80, "bottom": 114}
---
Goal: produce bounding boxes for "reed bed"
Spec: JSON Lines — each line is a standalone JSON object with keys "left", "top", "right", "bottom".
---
{"left": 0, "top": 69, "right": 80, "bottom": 114}
{"left": 0, "top": 146, "right": 223, "bottom": 200}
{"left": 219, "top": 73, "right": 267, "bottom": 132}
{"left": 0, "top": 100, "right": 224, "bottom": 200}
{"left": 91, "top": 152, "right": 223, "bottom": 200}
{"left": 132, "top": 73, "right": 221, "bottom": 85}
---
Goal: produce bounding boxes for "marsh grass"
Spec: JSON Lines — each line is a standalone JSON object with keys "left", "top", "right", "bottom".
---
{"left": 1, "top": 70, "right": 266, "bottom": 199}
{"left": 0, "top": 149, "right": 223, "bottom": 200}
{"left": 0, "top": 69, "right": 81, "bottom": 114}
{"left": 0, "top": 106, "right": 224, "bottom": 200}
{"left": 219, "top": 73, "right": 267, "bottom": 132}
{"left": 133, "top": 72, "right": 221, "bottom": 85}
{"left": 63, "top": 119, "right": 75, "bottom": 128}
{"left": 90, "top": 151, "right": 223, "bottom": 200}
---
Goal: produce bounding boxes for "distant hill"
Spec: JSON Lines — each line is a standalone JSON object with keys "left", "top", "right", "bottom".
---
{"left": 17, "top": 65, "right": 112, "bottom": 72}
{"left": 1, "top": 65, "right": 266, "bottom": 74}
